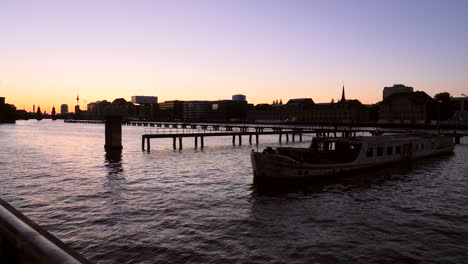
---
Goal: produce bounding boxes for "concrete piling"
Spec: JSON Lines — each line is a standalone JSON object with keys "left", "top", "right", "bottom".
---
{"left": 104, "top": 115, "right": 123, "bottom": 151}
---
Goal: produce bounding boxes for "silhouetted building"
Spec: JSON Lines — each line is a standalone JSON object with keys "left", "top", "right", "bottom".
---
{"left": 131, "top": 96, "right": 159, "bottom": 120}
{"left": 60, "top": 104, "right": 69, "bottom": 115}
{"left": 159, "top": 100, "right": 183, "bottom": 121}
{"left": 0, "top": 97, "right": 16, "bottom": 123}
{"left": 312, "top": 100, "right": 369, "bottom": 124}
{"left": 51, "top": 106, "right": 57, "bottom": 120}
{"left": 87, "top": 100, "right": 111, "bottom": 120}
{"left": 131, "top": 96, "right": 158, "bottom": 105}
{"left": 208, "top": 100, "right": 249, "bottom": 121}
{"left": 451, "top": 97, "right": 468, "bottom": 121}
{"left": 282, "top": 98, "right": 315, "bottom": 122}
{"left": 15, "top": 109, "right": 28, "bottom": 120}
{"left": 247, "top": 103, "right": 286, "bottom": 123}
{"left": 383, "top": 84, "right": 414, "bottom": 100}
{"left": 108, "top": 98, "right": 139, "bottom": 121}
{"left": 182, "top": 101, "right": 211, "bottom": 121}
{"left": 379, "top": 91, "right": 433, "bottom": 124}
{"left": 248, "top": 87, "right": 369, "bottom": 124}
{"left": 232, "top": 94, "right": 246, "bottom": 101}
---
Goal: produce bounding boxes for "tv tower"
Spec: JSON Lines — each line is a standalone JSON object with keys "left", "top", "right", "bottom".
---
{"left": 76, "top": 90, "right": 80, "bottom": 106}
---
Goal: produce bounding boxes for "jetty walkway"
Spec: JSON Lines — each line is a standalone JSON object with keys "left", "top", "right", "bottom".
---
{"left": 64, "top": 120, "right": 467, "bottom": 151}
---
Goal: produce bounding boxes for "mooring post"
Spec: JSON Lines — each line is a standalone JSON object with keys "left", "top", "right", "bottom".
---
{"left": 146, "top": 137, "right": 151, "bottom": 152}
{"left": 232, "top": 135, "right": 236, "bottom": 145}
{"left": 179, "top": 137, "right": 183, "bottom": 150}
{"left": 256, "top": 134, "right": 259, "bottom": 145}
{"left": 201, "top": 136, "right": 204, "bottom": 148}
{"left": 173, "top": 137, "right": 176, "bottom": 149}
{"left": 292, "top": 133, "right": 295, "bottom": 142}
{"left": 249, "top": 135, "right": 252, "bottom": 145}
{"left": 239, "top": 135, "right": 242, "bottom": 146}
{"left": 286, "top": 133, "right": 289, "bottom": 143}
{"left": 195, "top": 136, "right": 198, "bottom": 148}
{"left": 142, "top": 136, "right": 145, "bottom": 151}
{"left": 105, "top": 115, "right": 123, "bottom": 151}
{"left": 279, "top": 133, "right": 282, "bottom": 144}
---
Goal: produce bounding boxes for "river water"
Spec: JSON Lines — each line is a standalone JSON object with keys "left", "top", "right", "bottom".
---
{"left": 1, "top": 120, "right": 468, "bottom": 263}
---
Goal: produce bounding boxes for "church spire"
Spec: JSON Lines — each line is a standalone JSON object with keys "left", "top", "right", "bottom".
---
{"left": 341, "top": 85, "right": 346, "bottom": 102}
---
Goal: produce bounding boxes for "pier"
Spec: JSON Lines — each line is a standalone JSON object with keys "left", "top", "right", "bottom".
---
{"left": 140, "top": 126, "right": 392, "bottom": 151}
{"left": 141, "top": 128, "right": 312, "bottom": 151}
{"left": 64, "top": 120, "right": 467, "bottom": 150}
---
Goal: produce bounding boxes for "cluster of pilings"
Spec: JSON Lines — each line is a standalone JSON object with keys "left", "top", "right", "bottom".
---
{"left": 141, "top": 130, "right": 307, "bottom": 151}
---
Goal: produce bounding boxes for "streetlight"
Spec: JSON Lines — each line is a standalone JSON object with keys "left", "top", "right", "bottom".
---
{"left": 437, "top": 99, "right": 443, "bottom": 135}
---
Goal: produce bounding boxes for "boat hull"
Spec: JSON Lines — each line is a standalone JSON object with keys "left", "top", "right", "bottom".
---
{"left": 251, "top": 144, "right": 454, "bottom": 182}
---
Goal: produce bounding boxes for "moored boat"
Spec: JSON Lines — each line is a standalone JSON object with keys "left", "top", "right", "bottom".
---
{"left": 251, "top": 133, "right": 455, "bottom": 182}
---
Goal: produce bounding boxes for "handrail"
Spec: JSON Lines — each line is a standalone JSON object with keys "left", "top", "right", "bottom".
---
{"left": 0, "top": 198, "right": 89, "bottom": 263}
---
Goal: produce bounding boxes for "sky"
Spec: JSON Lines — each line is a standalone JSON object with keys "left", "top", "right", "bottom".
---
{"left": 1, "top": 0, "right": 467, "bottom": 113}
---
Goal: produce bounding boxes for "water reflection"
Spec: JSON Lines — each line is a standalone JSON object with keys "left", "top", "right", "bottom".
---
{"left": 105, "top": 150, "right": 123, "bottom": 176}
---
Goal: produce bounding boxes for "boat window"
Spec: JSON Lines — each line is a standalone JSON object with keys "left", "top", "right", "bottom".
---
{"left": 317, "top": 143, "right": 324, "bottom": 151}
{"left": 366, "top": 147, "right": 373, "bottom": 157}
{"left": 396, "top": 146, "right": 402, "bottom": 155}
{"left": 387, "top": 146, "right": 393, "bottom": 155}
{"left": 377, "top": 147, "right": 383, "bottom": 156}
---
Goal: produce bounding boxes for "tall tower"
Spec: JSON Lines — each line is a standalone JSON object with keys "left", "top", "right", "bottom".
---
{"left": 341, "top": 86, "right": 346, "bottom": 102}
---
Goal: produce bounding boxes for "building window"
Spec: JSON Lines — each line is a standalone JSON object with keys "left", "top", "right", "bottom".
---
{"left": 387, "top": 146, "right": 393, "bottom": 155}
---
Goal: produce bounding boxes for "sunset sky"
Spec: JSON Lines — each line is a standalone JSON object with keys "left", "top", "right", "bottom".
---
{"left": 1, "top": 0, "right": 467, "bottom": 113}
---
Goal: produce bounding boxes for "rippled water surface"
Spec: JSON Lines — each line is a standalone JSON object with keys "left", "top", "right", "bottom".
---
{"left": 1, "top": 120, "right": 468, "bottom": 263}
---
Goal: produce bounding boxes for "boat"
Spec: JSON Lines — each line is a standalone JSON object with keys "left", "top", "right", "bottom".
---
{"left": 251, "top": 133, "right": 455, "bottom": 182}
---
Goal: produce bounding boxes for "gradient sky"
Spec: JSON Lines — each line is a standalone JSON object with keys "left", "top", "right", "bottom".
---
{"left": 1, "top": 0, "right": 467, "bottom": 113}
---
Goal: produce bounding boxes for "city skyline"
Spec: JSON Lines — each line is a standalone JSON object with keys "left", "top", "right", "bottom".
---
{"left": 1, "top": 0, "right": 467, "bottom": 113}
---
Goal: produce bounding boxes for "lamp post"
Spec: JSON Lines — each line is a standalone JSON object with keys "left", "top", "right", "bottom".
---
{"left": 437, "top": 99, "right": 442, "bottom": 135}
